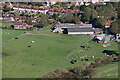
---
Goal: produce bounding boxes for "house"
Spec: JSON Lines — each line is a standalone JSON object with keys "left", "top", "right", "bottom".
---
{"left": 14, "top": 22, "right": 31, "bottom": 29}
{"left": 1, "top": 4, "right": 7, "bottom": 8}
{"left": 99, "top": 0, "right": 110, "bottom": 2}
{"left": 52, "top": 23, "right": 96, "bottom": 35}
{"left": 13, "top": 16, "right": 26, "bottom": 21}
{"left": 11, "top": 4, "right": 49, "bottom": 14}
{"left": 95, "top": 34, "right": 106, "bottom": 41}
{"left": 93, "top": 34, "right": 114, "bottom": 43}
{"left": 31, "top": 17, "right": 41, "bottom": 23}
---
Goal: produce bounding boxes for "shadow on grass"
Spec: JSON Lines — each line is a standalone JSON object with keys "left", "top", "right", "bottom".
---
{"left": 102, "top": 50, "right": 119, "bottom": 56}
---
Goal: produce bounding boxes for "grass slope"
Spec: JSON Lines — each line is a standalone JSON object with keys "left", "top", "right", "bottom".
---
{"left": 2, "top": 26, "right": 119, "bottom": 78}
{"left": 94, "top": 62, "right": 118, "bottom": 78}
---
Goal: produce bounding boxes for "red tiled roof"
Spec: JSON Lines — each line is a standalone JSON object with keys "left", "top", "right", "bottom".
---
{"left": 10, "top": 3, "right": 79, "bottom": 13}
{"left": 104, "top": 21, "right": 113, "bottom": 26}
{"left": 14, "top": 22, "right": 31, "bottom": 28}
{"left": 39, "top": 7, "right": 44, "bottom": 10}
{"left": 7, "top": 14, "right": 14, "bottom": 17}
{"left": 1, "top": 4, "right": 7, "bottom": 8}
{"left": 13, "top": 4, "right": 19, "bottom": 8}
{"left": 31, "top": 6, "right": 39, "bottom": 10}
{"left": 13, "top": 16, "right": 26, "bottom": 19}
{"left": 26, "top": 6, "right": 31, "bottom": 9}
{"left": 14, "top": 22, "right": 28, "bottom": 26}
{"left": 19, "top": 5, "right": 25, "bottom": 8}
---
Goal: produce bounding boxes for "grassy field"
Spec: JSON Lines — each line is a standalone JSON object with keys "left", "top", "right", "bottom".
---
{"left": 2, "top": 29, "right": 25, "bottom": 43}
{"left": 2, "top": 26, "right": 119, "bottom": 78}
{"left": 94, "top": 62, "right": 118, "bottom": 78}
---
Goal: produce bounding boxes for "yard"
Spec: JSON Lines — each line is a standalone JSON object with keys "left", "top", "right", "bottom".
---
{"left": 2, "top": 25, "right": 119, "bottom": 78}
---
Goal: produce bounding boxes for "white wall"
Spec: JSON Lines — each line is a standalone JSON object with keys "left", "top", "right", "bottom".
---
{"left": 68, "top": 32, "right": 94, "bottom": 35}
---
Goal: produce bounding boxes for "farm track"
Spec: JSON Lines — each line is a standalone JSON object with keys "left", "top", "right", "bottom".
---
{"left": 27, "top": 33, "right": 55, "bottom": 37}
{"left": 2, "top": 33, "right": 26, "bottom": 44}
{"left": 2, "top": 31, "right": 56, "bottom": 45}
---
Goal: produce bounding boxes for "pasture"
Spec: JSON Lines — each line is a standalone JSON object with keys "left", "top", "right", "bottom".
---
{"left": 2, "top": 26, "right": 118, "bottom": 78}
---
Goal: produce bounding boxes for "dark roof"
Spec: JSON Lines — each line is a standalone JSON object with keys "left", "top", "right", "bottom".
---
{"left": 68, "top": 28, "right": 94, "bottom": 32}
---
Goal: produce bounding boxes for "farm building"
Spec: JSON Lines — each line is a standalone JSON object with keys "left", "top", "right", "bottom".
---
{"left": 93, "top": 34, "right": 115, "bottom": 43}
{"left": 14, "top": 22, "right": 32, "bottom": 29}
{"left": 52, "top": 23, "right": 102, "bottom": 35}
{"left": 68, "top": 28, "right": 94, "bottom": 35}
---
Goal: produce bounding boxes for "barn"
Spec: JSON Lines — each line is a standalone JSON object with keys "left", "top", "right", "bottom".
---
{"left": 68, "top": 28, "right": 94, "bottom": 35}
{"left": 52, "top": 23, "right": 96, "bottom": 35}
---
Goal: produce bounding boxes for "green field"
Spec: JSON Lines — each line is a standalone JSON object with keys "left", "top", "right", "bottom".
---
{"left": 2, "top": 26, "right": 119, "bottom": 78}
{"left": 94, "top": 62, "right": 118, "bottom": 78}
{"left": 0, "top": 22, "right": 14, "bottom": 28}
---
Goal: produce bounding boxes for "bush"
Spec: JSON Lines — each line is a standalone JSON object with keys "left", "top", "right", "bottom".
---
{"left": 94, "top": 58, "right": 103, "bottom": 67}
{"left": 94, "top": 56, "right": 114, "bottom": 67}
{"left": 43, "top": 69, "right": 79, "bottom": 78}
{"left": 81, "top": 66, "right": 96, "bottom": 78}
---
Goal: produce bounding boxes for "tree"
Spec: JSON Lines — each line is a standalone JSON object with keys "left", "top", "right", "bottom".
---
{"left": 83, "top": 7, "right": 92, "bottom": 22}
{"left": 73, "top": 16, "right": 80, "bottom": 23}
{"left": 30, "top": 2, "right": 43, "bottom": 6}
{"left": 96, "top": 4, "right": 117, "bottom": 20}
{"left": 70, "top": 5, "right": 76, "bottom": 10}
{"left": 35, "top": 16, "right": 50, "bottom": 28}
{"left": 24, "top": 18, "right": 32, "bottom": 25}
{"left": 51, "top": 5, "right": 60, "bottom": 8}
{"left": 33, "top": 23, "right": 43, "bottom": 28}
{"left": 92, "top": 18, "right": 105, "bottom": 28}
{"left": 81, "top": 4, "right": 98, "bottom": 23}
{"left": 2, "top": 7, "right": 11, "bottom": 12}
{"left": 78, "top": 14, "right": 82, "bottom": 21}
{"left": 59, "top": 13, "right": 74, "bottom": 23}
{"left": 56, "top": 2, "right": 62, "bottom": 6}
{"left": 83, "top": 67, "right": 96, "bottom": 78}
{"left": 90, "top": 9, "right": 98, "bottom": 23}
{"left": 110, "top": 20, "right": 120, "bottom": 34}
{"left": 111, "top": 2, "right": 118, "bottom": 11}
{"left": 79, "top": 5, "right": 86, "bottom": 11}
{"left": 88, "top": 3, "right": 94, "bottom": 9}
{"left": 52, "top": 14, "right": 59, "bottom": 20}
{"left": 106, "top": 2, "right": 114, "bottom": 10}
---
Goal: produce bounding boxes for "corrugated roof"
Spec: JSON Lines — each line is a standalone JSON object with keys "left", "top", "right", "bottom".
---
{"left": 68, "top": 28, "right": 94, "bottom": 32}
